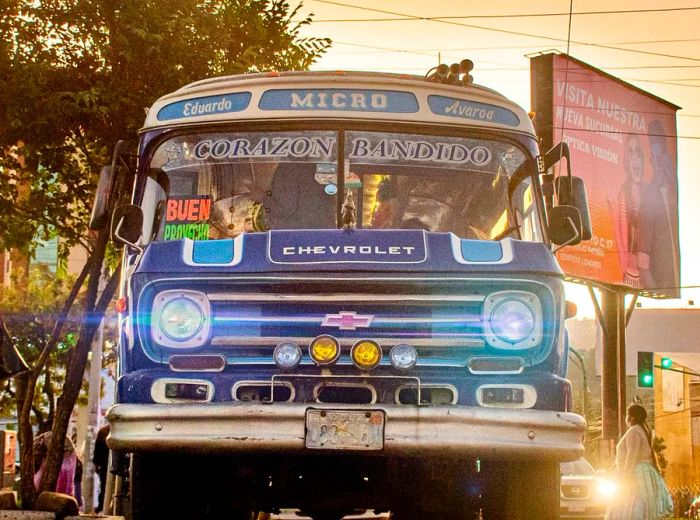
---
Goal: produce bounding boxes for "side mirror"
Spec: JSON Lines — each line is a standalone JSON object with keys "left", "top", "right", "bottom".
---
{"left": 555, "top": 176, "right": 592, "bottom": 241}
{"left": 111, "top": 204, "right": 144, "bottom": 250}
{"left": 548, "top": 205, "right": 583, "bottom": 246}
{"left": 90, "top": 140, "right": 135, "bottom": 230}
{"left": 89, "top": 166, "right": 121, "bottom": 230}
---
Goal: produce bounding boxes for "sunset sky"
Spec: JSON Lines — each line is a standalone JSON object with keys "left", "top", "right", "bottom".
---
{"left": 297, "top": 0, "right": 700, "bottom": 318}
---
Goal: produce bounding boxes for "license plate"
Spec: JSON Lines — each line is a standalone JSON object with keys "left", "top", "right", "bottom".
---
{"left": 305, "top": 409, "right": 385, "bottom": 450}
{"left": 567, "top": 504, "right": 586, "bottom": 513}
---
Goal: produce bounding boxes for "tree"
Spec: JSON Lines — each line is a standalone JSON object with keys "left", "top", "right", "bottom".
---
{"left": 0, "top": 266, "right": 81, "bottom": 434}
{"left": 653, "top": 436, "right": 668, "bottom": 475}
{"left": 0, "top": 0, "right": 330, "bottom": 507}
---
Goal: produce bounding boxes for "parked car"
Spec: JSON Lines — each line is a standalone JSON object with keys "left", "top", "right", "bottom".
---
{"left": 560, "top": 458, "right": 617, "bottom": 519}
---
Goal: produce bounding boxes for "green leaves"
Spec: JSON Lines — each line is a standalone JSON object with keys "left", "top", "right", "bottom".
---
{"left": 0, "top": 0, "right": 331, "bottom": 257}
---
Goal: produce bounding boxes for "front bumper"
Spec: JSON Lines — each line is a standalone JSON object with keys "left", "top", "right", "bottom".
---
{"left": 107, "top": 402, "right": 584, "bottom": 460}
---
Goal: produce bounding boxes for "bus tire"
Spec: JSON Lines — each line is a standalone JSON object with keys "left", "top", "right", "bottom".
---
{"left": 481, "top": 459, "right": 560, "bottom": 520}
{"left": 130, "top": 452, "right": 253, "bottom": 520}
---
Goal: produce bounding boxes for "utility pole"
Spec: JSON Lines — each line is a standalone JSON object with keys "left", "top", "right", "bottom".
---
{"left": 569, "top": 346, "right": 588, "bottom": 420}
{"left": 590, "top": 286, "right": 637, "bottom": 464}
{"left": 80, "top": 269, "right": 107, "bottom": 512}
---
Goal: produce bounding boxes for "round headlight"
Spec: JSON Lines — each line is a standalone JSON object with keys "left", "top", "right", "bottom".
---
{"left": 596, "top": 478, "right": 618, "bottom": 500}
{"left": 490, "top": 299, "right": 535, "bottom": 344}
{"left": 309, "top": 335, "right": 340, "bottom": 365}
{"left": 159, "top": 297, "right": 204, "bottom": 341}
{"left": 351, "top": 340, "right": 382, "bottom": 371}
{"left": 273, "top": 342, "right": 302, "bottom": 369}
{"left": 389, "top": 344, "right": 417, "bottom": 370}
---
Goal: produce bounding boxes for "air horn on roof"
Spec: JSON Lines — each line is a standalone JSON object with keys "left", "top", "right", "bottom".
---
{"left": 426, "top": 59, "right": 474, "bottom": 86}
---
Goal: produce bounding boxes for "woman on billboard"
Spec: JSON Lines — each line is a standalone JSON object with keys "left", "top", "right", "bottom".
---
{"left": 612, "top": 133, "right": 645, "bottom": 289}
{"left": 637, "top": 120, "right": 681, "bottom": 296}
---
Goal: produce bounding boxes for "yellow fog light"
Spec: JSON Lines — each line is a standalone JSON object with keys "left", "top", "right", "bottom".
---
{"left": 351, "top": 340, "right": 382, "bottom": 370}
{"left": 309, "top": 335, "right": 340, "bottom": 365}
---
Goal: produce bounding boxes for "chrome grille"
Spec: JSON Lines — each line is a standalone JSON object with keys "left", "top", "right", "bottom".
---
{"left": 207, "top": 292, "right": 486, "bottom": 367}
{"left": 561, "top": 484, "right": 591, "bottom": 499}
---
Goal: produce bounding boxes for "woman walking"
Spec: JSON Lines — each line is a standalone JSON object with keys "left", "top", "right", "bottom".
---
{"left": 605, "top": 404, "right": 673, "bottom": 519}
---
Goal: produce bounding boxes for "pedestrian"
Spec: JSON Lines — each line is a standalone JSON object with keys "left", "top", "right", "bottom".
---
{"left": 605, "top": 404, "right": 673, "bottom": 519}
{"left": 93, "top": 424, "right": 110, "bottom": 512}
{"left": 33, "top": 431, "right": 81, "bottom": 503}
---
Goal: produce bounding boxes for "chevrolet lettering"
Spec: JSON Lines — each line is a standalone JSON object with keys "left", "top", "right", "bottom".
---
{"left": 281, "top": 245, "right": 416, "bottom": 255}
{"left": 98, "top": 67, "right": 589, "bottom": 520}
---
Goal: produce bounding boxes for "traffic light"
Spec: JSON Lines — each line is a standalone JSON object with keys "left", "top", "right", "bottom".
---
{"left": 637, "top": 351, "right": 654, "bottom": 388}
{"left": 661, "top": 357, "right": 673, "bottom": 369}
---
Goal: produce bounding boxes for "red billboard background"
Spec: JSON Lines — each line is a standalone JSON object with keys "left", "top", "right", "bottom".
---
{"left": 531, "top": 54, "right": 680, "bottom": 297}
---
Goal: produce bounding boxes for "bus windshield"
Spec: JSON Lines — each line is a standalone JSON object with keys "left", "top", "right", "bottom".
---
{"left": 144, "top": 129, "right": 541, "bottom": 242}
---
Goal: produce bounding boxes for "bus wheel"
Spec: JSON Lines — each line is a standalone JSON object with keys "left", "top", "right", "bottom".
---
{"left": 480, "top": 460, "right": 560, "bottom": 520}
{"left": 129, "top": 452, "right": 253, "bottom": 520}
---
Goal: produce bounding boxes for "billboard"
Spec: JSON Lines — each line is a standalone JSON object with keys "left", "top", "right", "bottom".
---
{"left": 531, "top": 53, "right": 680, "bottom": 297}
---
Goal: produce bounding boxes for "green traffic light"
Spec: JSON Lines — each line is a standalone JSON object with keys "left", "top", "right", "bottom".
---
{"left": 637, "top": 351, "right": 655, "bottom": 388}
{"left": 661, "top": 357, "right": 673, "bottom": 369}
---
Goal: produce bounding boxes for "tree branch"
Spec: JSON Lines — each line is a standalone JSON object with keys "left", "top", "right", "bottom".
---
{"left": 39, "top": 229, "right": 112, "bottom": 494}
{"left": 31, "top": 252, "right": 94, "bottom": 376}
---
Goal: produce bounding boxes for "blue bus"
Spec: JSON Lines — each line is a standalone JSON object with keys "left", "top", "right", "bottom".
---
{"left": 93, "top": 68, "right": 590, "bottom": 520}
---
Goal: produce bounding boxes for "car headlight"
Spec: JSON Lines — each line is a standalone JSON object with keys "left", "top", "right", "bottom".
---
{"left": 483, "top": 291, "right": 542, "bottom": 349}
{"left": 390, "top": 344, "right": 417, "bottom": 370}
{"left": 151, "top": 290, "right": 210, "bottom": 348}
{"left": 596, "top": 478, "right": 618, "bottom": 500}
{"left": 274, "top": 342, "right": 302, "bottom": 370}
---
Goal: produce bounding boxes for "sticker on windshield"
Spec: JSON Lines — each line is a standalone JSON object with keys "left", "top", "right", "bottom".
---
{"left": 192, "top": 134, "right": 336, "bottom": 162}
{"left": 163, "top": 196, "right": 211, "bottom": 241}
{"left": 157, "top": 93, "right": 252, "bottom": 121}
{"left": 348, "top": 132, "right": 493, "bottom": 169}
{"left": 427, "top": 95, "right": 520, "bottom": 127}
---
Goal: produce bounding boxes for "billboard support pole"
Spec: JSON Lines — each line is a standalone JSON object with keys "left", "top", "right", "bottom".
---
{"left": 596, "top": 285, "right": 635, "bottom": 453}
{"left": 600, "top": 288, "right": 621, "bottom": 444}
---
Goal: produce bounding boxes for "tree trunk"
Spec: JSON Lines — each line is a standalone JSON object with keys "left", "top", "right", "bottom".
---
{"left": 15, "top": 371, "right": 38, "bottom": 507}
{"left": 13, "top": 245, "right": 97, "bottom": 508}
{"left": 39, "top": 229, "right": 120, "bottom": 494}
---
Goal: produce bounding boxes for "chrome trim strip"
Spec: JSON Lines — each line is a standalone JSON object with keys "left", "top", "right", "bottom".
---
{"left": 231, "top": 380, "right": 296, "bottom": 403}
{"left": 476, "top": 384, "right": 537, "bottom": 409}
{"left": 141, "top": 275, "right": 556, "bottom": 284}
{"left": 394, "top": 384, "right": 458, "bottom": 405}
{"left": 150, "top": 378, "right": 214, "bottom": 404}
{"left": 210, "top": 336, "right": 485, "bottom": 348}
{"left": 168, "top": 354, "right": 226, "bottom": 372}
{"left": 207, "top": 293, "right": 486, "bottom": 303}
{"left": 107, "top": 403, "right": 585, "bottom": 460}
{"left": 313, "top": 381, "right": 377, "bottom": 404}
{"left": 212, "top": 315, "right": 482, "bottom": 325}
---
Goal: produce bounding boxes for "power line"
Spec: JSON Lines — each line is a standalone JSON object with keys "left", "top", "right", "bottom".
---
{"left": 330, "top": 38, "right": 700, "bottom": 54}
{"left": 605, "top": 65, "right": 700, "bottom": 70}
{"left": 630, "top": 79, "right": 700, "bottom": 88}
{"left": 552, "top": 104, "right": 697, "bottom": 117}
{"left": 312, "top": 0, "right": 700, "bottom": 63}
{"left": 605, "top": 38, "right": 700, "bottom": 45}
{"left": 553, "top": 127, "right": 700, "bottom": 140}
{"left": 307, "top": 5, "right": 700, "bottom": 22}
